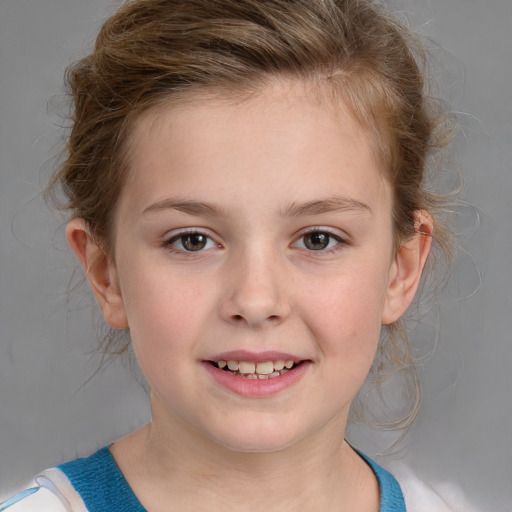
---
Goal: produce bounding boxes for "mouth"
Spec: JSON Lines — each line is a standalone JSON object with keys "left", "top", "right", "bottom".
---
{"left": 203, "top": 354, "right": 311, "bottom": 397}
{"left": 208, "top": 359, "right": 302, "bottom": 380}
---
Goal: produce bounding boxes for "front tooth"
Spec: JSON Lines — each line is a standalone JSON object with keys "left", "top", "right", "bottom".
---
{"left": 274, "top": 360, "right": 285, "bottom": 371}
{"left": 256, "top": 361, "right": 274, "bottom": 375}
{"left": 238, "top": 361, "right": 256, "bottom": 374}
{"left": 227, "top": 360, "right": 239, "bottom": 371}
{"left": 284, "top": 360, "right": 294, "bottom": 369}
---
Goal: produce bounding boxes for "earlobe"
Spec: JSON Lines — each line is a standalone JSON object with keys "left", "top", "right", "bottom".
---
{"left": 381, "top": 211, "right": 433, "bottom": 325}
{"left": 65, "top": 218, "right": 128, "bottom": 329}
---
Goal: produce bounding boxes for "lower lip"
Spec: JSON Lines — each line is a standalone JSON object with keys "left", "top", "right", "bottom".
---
{"left": 202, "top": 361, "right": 311, "bottom": 398}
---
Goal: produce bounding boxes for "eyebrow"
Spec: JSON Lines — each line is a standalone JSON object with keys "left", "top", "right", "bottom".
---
{"left": 142, "top": 194, "right": 371, "bottom": 218}
{"left": 142, "top": 198, "right": 227, "bottom": 217}
{"left": 280, "top": 195, "right": 372, "bottom": 217}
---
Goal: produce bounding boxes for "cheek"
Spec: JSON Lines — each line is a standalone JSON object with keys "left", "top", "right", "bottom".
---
{"left": 300, "top": 265, "right": 389, "bottom": 362}
{"left": 119, "top": 272, "right": 219, "bottom": 408}
{"left": 118, "top": 266, "right": 216, "bottom": 360}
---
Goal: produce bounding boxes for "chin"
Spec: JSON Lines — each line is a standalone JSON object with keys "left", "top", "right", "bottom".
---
{"left": 205, "top": 418, "right": 305, "bottom": 454}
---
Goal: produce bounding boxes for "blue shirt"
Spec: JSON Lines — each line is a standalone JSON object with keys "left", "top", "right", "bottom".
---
{"left": 56, "top": 446, "right": 406, "bottom": 511}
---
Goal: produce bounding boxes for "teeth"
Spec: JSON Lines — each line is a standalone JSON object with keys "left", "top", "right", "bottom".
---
{"left": 227, "top": 360, "right": 239, "bottom": 371}
{"left": 216, "top": 359, "right": 298, "bottom": 377}
{"left": 238, "top": 361, "right": 256, "bottom": 374}
{"left": 255, "top": 361, "right": 274, "bottom": 375}
{"left": 273, "top": 360, "right": 285, "bottom": 371}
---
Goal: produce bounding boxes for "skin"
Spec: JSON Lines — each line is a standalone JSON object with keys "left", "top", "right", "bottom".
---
{"left": 67, "top": 80, "right": 432, "bottom": 511}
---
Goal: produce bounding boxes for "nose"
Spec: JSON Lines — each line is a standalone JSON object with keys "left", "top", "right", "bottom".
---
{"left": 219, "top": 248, "right": 291, "bottom": 329}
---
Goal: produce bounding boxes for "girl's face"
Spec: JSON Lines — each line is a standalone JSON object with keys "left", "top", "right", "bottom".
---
{"left": 84, "top": 81, "right": 425, "bottom": 453}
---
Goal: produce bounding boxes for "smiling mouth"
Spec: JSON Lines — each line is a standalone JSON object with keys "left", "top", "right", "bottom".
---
{"left": 209, "top": 359, "right": 302, "bottom": 379}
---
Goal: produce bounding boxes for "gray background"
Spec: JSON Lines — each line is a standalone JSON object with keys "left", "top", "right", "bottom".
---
{"left": 1, "top": 0, "right": 511, "bottom": 509}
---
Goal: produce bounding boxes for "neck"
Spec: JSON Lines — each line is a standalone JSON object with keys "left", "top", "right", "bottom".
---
{"left": 111, "top": 396, "right": 379, "bottom": 512}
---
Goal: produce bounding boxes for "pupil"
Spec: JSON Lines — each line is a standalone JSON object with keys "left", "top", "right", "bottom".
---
{"left": 305, "top": 232, "right": 329, "bottom": 250}
{"left": 183, "top": 234, "right": 207, "bottom": 251}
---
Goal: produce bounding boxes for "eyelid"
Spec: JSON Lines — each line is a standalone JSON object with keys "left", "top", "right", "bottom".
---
{"left": 163, "top": 227, "right": 222, "bottom": 252}
{"left": 291, "top": 226, "right": 349, "bottom": 251}
{"left": 165, "top": 227, "right": 213, "bottom": 239}
{"left": 294, "top": 226, "right": 348, "bottom": 240}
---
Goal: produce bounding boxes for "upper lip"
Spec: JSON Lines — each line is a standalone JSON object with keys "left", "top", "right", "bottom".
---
{"left": 205, "top": 350, "right": 305, "bottom": 363}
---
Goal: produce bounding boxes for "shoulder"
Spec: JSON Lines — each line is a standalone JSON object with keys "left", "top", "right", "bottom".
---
{"left": 1, "top": 468, "right": 87, "bottom": 512}
{"left": 0, "top": 486, "right": 66, "bottom": 512}
{"left": 1, "top": 446, "right": 126, "bottom": 512}
{"left": 359, "top": 451, "right": 483, "bottom": 512}
{"left": 390, "top": 463, "right": 482, "bottom": 512}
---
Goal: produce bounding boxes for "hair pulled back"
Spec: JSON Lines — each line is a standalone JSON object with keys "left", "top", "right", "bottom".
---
{"left": 48, "top": 0, "right": 456, "bottom": 429}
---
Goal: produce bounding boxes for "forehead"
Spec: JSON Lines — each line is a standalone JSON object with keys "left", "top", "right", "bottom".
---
{"left": 128, "top": 78, "right": 384, "bottom": 161}
{"left": 120, "top": 80, "right": 391, "bottom": 216}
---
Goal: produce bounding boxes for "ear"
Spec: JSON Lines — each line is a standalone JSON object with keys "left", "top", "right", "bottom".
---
{"left": 65, "top": 218, "right": 128, "bottom": 329}
{"left": 381, "top": 211, "right": 433, "bottom": 325}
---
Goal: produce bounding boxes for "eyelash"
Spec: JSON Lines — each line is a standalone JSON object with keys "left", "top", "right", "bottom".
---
{"left": 292, "top": 228, "right": 346, "bottom": 253}
{"left": 164, "top": 228, "right": 347, "bottom": 255}
{"left": 164, "top": 229, "right": 219, "bottom": 254}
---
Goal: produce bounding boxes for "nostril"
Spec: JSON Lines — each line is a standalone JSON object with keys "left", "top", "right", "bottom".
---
{"left": 230, "top": 313, "right": 282, "bottom": 325}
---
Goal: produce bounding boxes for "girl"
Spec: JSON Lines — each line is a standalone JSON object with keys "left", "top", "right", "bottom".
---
{"left": 3, "top": 0, "right": 456, "bottom": 510}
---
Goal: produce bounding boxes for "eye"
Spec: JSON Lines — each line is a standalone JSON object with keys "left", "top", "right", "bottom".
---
{"left": 294, "top": 230, "right": 344, "bottom": 251}
{"left": 167, "top": 232, "right": 217, "bottom": 252}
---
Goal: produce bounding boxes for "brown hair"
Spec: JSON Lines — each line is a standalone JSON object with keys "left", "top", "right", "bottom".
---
{"left": 47, "top": 0, "right": 456, "bottom": 429}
